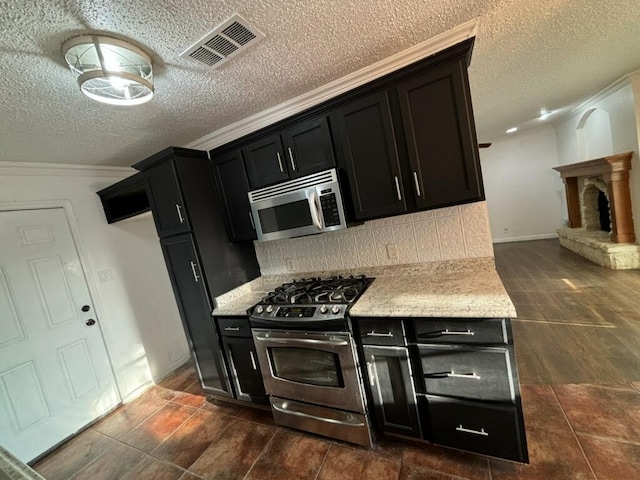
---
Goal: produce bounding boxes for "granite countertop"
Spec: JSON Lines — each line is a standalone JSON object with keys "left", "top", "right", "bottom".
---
{"left": 212, "top": 257, "right": 516, "bottom": 318}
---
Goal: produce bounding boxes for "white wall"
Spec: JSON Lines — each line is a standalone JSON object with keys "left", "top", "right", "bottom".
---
{"left": 555, "top": 80, "right": 640, "bottom": 240}
{"left": 479, "top": 126, "right": 565, "bottom": 242}
{"left": 0, "top": 165, "right": 190, "bottom": 401}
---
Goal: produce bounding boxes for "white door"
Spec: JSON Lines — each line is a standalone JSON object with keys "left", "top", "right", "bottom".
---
{"left": 0, "top": 208, "right": 119, "bottom": 462}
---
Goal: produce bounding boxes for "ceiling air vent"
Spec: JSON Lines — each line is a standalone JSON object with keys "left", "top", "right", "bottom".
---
{"left": 180, "top": 14, "right": 264, "bottom": 68}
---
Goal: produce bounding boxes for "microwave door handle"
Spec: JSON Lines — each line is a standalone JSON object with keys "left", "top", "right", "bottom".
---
{"left": 309, "top": 191, "right": 323, "bottom": 230}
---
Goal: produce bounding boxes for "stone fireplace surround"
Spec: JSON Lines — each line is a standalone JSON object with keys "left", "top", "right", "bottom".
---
{"left": 554, "top": 151, "right": 640, "bottom": 269}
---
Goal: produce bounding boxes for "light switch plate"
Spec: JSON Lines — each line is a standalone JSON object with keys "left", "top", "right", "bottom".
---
{"left": 97, "top": 269, "right": 113, "bottom": 283}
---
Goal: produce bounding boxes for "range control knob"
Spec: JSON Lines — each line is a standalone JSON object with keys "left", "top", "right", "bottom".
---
{"left": 319, "top": 305, "right": 328, "bottom": 314}
{"left": 256, "top": 305, "right": 264, "bottom": 314}
{"left": 266, "top": 305, "right": 273, "bottom": 313}
{"left": 331, "top": 305, "right": 341, "bottom": 315}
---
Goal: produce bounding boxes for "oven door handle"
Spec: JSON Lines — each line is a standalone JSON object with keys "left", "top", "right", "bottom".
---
{"left": 272, "top": 401, "right": 365, "bottom": 427}
{"left": 254, "top": 334, "right": 348, "bottom": 347}
{"left": 309, "top": 191, "right": 323, "bottom": 230}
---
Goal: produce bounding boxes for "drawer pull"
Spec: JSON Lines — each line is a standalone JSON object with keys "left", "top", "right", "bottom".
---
{"left": 442, "top": 329, "right": 475, "bottom": 336}
{"left": 224, "top": 326, "right": 241, "bottom": 331}
{"left": 365, "top": 331, "right": 394, "bottom": 337}
{"left": 447, "top": 372, "right": 480, "bottom": 379}
{"left": 249, "top": 351, "right": 258, "bottom": 370}
{"left": 456, "top": 425, "right": 489, "bottom": 436}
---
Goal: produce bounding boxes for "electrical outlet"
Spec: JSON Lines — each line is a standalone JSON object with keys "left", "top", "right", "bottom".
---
{"left": 502, "top": 227, "right": 509, "bottom": 234}
{"left": 386, "top": 244, "right": 397, "bottom": 260}
{"left": 97, "top": 269, "right": 113, "bottom": 282}
{"left": 285, "top": 258, "right": 295, "bottom": 271}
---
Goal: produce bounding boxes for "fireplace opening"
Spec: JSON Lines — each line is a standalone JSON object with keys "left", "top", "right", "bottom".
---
{"left": 598, "top": 190, "right": 611, "bottom": 232}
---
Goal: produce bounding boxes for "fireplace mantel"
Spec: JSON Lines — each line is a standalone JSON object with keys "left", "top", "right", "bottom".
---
{"left": 553, "top": 151, "right": 634, "bottom": 243}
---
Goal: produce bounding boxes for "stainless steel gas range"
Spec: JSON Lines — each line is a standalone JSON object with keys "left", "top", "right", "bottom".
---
{"left": 249, "top": 275, "right": 374, "bottom": 446}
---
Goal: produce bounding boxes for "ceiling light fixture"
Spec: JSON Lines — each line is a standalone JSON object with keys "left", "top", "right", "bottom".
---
{"left": 63, "top": 35, "right": 154, "bottom": 106}
{"left": 506, "top": 127, "right": 518, "bottom": 134}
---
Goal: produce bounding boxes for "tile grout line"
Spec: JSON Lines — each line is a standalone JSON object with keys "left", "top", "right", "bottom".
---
{"left": 550, "top": 386, "right": 599, "bottom": 480}
{"left": 241, "top": 429, "right": 278, "bottom": 480}
{"left": 312, "top": 443, "right": 333, "bottom": 480}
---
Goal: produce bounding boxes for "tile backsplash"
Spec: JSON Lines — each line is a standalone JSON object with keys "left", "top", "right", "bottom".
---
{"left": 254, "top": 201, "right": 494, "bottom": 275}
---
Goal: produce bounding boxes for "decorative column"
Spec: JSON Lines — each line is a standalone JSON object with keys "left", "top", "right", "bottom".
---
{"left": 553, "top": 152, "right": 635, "bottom": 244}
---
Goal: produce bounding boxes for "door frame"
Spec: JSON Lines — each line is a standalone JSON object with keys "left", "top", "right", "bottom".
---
{"left": 0, "top": 199, "right": 122, "bottom": 404}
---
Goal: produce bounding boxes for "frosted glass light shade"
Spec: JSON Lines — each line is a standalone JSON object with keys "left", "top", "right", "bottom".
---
{"left": 63, "top": 35, "right": 154, "bottom": 106}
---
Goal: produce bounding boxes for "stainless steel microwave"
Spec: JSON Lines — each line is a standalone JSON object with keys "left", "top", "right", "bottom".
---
{"left": 248, "top": 169, "right": 347, "bottom": 242}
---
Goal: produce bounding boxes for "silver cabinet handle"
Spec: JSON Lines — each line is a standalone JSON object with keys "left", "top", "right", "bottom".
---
{"left": 190, "top": 261, "right": 200, "bottom": 282}
{"left": 288, "top": 147, "right": 296, "bottom": 171}
{"left": 248, "top": 211, "right": 255, "bottom": 229}
{"left": 366, "top": 362, "right": 375, "bottom": 387}
{"left": 365, "top": 331, "right": 393, "bottom": 337}
{"left": 249, "top": 351, "right": 258, "bottom": 370}
{"left": 394, "top": 176, "right": 402, "bottom": 201}
{"left": 442, "top": 329, "right": 475, "bottom": 336}
{"left": 413, "top": 171, "right": 421, "bottom": 197}
{"left": 456, "top": 425, "right": 489, "bottom": 436}
{"left": 276, "top": 152, "right": 284, "bottom": 173}
{"left": 224, "top": 326, "right": 240, "bottom": 331}
{"left": 447, "top": 372, "right": 480, "bottom": 379}
{"left": 176, "top": 204, "right": 185, "bottom": 223}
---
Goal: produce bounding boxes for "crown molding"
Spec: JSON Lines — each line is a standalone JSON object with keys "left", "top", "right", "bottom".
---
{"left": 0, "top": 161, "right": 135, "bottom": 178}
{"left": 186, "top": 19, "right": 479, "bottom": 151}
{"left": 559, "top": 69, "right": 640, "bottom": 122}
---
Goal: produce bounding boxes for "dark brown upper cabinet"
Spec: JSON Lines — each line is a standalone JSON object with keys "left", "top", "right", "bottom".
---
{"left": 333, "top": 91, "right": 407, "bottom": 220}
{"left": 212, "top": 149, "right": 257, "bottom": 242}
{"left": 144, "top": 161, "right": 191, "bottom": 237}
{"left": 243, "top": 116, "right": 335, "bottom": 189}
{"left": 397, "top": 58, "right": 483, "bottom": 210}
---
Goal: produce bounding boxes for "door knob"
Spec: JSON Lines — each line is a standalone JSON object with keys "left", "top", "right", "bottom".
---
{"left": 86, "top": 319, "right": 96, "bottom": 326}
{"left": 81, "top": 305, "right": 91, "bottom": 312}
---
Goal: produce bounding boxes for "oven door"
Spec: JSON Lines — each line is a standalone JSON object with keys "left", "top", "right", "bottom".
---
{"left": 251, "top": 329, "right": 364, "bottom": 413}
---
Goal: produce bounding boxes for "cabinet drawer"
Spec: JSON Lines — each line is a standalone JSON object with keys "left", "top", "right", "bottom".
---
{"left": 217, "top": 317, "right": 251, "bottom": 337}
{"left": 423, "top": 395, "right": 528, "bottom": 463}
{"left": 358, "top": 319, "right": 406, "bottom": 346}
{"left": 414, "top": 318, "right": 507, "bottom": 345}
{"left": 418, "top": 345, "right": 514, "bottom": 402}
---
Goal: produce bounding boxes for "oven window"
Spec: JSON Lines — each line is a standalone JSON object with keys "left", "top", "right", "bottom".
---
{"left": 258, "top": 200, "right": 313, "bottom": 234}
{"left": 269, "top": 347, "right": 344, "bottom": 388}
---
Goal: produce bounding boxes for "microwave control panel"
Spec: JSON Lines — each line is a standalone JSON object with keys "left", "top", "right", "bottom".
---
{"left": 320, "top": 191, "right": 341, "bottom": 227}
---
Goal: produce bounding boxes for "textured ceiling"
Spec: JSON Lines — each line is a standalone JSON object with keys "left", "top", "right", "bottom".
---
{"left": 1, "top": 0, "right": 639, "bottom": 167}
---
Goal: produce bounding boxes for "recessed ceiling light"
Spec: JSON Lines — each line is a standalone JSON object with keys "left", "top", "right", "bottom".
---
{"left": 506, "top": 127, "right": 518, "bottom": 134}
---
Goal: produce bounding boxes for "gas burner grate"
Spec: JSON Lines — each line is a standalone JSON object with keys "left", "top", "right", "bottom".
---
{"left": 260, "top": 275, "right": 372, "bottom": 305}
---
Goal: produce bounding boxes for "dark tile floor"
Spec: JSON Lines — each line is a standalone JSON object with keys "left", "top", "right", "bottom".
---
{"left": 33, "top": 240, "right": 640, "bottom": 479}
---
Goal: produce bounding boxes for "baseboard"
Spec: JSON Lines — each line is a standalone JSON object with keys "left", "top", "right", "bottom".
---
{"left": 492, "top": 233, "right": 558, "bottom": 244}
{"left": 153, "top": 355, "right": 193, "bottom": 384}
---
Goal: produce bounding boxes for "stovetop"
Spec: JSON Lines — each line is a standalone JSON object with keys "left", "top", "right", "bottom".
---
{"left": 250, "top": 275, "right": 374, "bottom": 325}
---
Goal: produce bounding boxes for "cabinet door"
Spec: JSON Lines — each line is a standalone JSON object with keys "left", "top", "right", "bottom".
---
{"left": 212, "top": 150, "right": 257, "bottom": 242}
{"left": 243, "top": 134, "right": 289, "bottom": 189}
{"left": 363, "top": 345, "right": 420, "bottom": 438}
{"left": 334, "top": 91, "right": 407, "bottom": 220}
{"left": 145, "top": 161, "right": 190, "bottom": 237}
{"left": 221, "top": 336, "right": 268, "bottom": 403}
{"left": 283, "top": 116, "right": 335, "bottom": 178}
{"left": 397, "top": 59, "right": 483, "bottom": 209}
{"left": 161, "top": 234, "right": 232, "bottom": 397}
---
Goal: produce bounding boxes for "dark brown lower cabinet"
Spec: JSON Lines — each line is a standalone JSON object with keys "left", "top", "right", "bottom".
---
{"left": 216, "top": 316, "right": 268, "bottom": 405}
{"left": 421, "top": 395, "right": 526, "bottom": 462}
{"left": 160, "top": 234, "right": 232, "bottom": 397}
{"left": 363, "top": 345, "right": 420, "bottom": 438}
{"left": 221, "top": 336, "right": 268, "bottom": 404}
